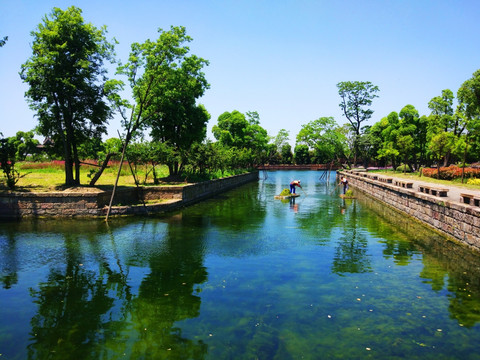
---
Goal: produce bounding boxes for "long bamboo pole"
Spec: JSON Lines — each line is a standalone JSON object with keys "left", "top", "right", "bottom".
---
{"left": 105, "top": 106, "right": 135, "bottom": 222}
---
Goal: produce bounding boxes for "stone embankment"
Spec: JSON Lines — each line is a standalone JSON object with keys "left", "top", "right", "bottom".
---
{"left": 339, "top": 170, "right": 480, "bottom": 252}
{"left": 0, "top": 172, "right": 258, "bottom": 219}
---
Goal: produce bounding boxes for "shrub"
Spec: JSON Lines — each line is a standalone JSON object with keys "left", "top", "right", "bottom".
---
{"left": 467, "top": 178, "right": 480, "bottom": 186}
{"left": 345, "top": 189, "right": 354, "bottom": 197}
{"left": 422, "top": 165, "right": 480, "bottom": 180}
{"left": 0, "top": 137, "right": 20, "bottom": 189}
{"left": 396, "top": 164, "right": 411, "bottom": 172}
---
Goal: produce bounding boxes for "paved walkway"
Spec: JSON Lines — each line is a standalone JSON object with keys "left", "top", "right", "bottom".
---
{"left": 355, "top": 171, "right": 480, "bottom": 206}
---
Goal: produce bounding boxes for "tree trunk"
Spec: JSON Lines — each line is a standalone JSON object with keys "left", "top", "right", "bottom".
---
{"left": 64, "top": 119, "right": 76, "bottom": 186}
{"left": 461, "top": 138, "right": 469, "bottom": 184}
{"left": 72, "top": 140, "right": 80, "bottom": 185}
{"left": 89, "top": 153, "right": 116, "bottom": 186}
{"left": 61, "top": 130, "right": 74, "bottom": 186}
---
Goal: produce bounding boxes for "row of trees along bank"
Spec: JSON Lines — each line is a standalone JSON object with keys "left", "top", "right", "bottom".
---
{"left": 1, "top": 6, "right": 480, "bottom": 190}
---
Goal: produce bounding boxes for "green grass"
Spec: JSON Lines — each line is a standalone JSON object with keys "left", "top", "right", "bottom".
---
{"left": 1, "top": 162, "right": 178, "bottom": 192}
{"left": 1, "top": 162, "right": 251, "bottom": 192}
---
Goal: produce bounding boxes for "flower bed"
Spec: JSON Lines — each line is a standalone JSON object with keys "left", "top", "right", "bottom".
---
{"left": 422, "top": 165, "right": 480, "bottom": 180}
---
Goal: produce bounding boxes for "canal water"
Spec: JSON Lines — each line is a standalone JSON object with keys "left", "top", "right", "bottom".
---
{"left": 1, "top": 170, "right": 480, "bottom": 359}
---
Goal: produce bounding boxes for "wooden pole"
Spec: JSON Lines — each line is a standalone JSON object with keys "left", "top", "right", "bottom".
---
{"left": 105, "top": 106, "right": 135, "bottom": 222}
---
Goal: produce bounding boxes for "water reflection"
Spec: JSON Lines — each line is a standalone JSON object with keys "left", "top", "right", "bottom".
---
{"left": 0, "top": 218, "right": 210, "bottom": 359}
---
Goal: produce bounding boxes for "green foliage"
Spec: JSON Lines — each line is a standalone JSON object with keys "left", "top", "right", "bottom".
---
{"left": 344, "top": 189, "right": 354, "bottom": 197}
{"left": 10, "top": 131, "right": 39, "bottom": 161}
{"left": 281, "top": 143, "right": 293, "bottom": 164}
{"left": 396, "top": 164, "right": 412, "bottom": 172}
{"left": 0, "top": 136, "right": 20, "bottom": 189}
{"left": 296, "top": 117, "right": 345, "bottom": 163}
{"left": 0, "top": 36, "right": 7, "bottom": 47}
{"left": 429, "top": 132, "right": 455, "bottom": 164}
{"left": 337, "top": 81, "right": 379, "bottom": 165}
{"left": 117, "top": 26, "right": 210, "bottom": 177}
{"left": 20, "top": 6, "right": 116, "bottom": 186}
{"left": 274, "top": 129, "right": 290, "bottom": 153}
{"left": 337, "top": 81, "right": 380, "bottom": 136}
{"left": 428, "top": 89, "right": 455, "bottom": 133}
{"left": 294, "top": 144, "right": 310, "bottom": 164}
{"left": 347, "top": 69, "right": 480, "bottom": 168}
{"left": 279, "top": 188, "right": 291, "bottom": 196}
{"left": 212, "top": 110, "right": 269, "bottom": 167}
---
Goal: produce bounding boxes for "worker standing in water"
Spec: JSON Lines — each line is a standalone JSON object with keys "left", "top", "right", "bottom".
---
{"left": 290, "top": 180, "right": 302, "bottom": 194}
{"left": 340, "top": 176, "right": 349, "bottom": 194}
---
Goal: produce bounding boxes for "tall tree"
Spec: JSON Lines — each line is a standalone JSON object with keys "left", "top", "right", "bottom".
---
{"left": 296, "top": 117, "right": 344, "bottom": 163}
{"left": 294, "top": 144, "right": 310, "bottom": 164}
{"left": 398, "top": 105, "right": 421, "bottom": 170}
{"left": 427, "top": 89, "right": 466, "bottom": 165}
{"left": 428, "top": 89, "right": 455, "bottom": 133}
{"left": 281, "top": 143, "right": 293, "bottom": 164}
{"left": 337, "top": 81, "right": 379, "bottom": 165}
{"left": 212, "top": 110, "right": 269, "bottom": 166}
{"left": 274, "top": 129, "right": 290, "bottom": 153}
{"left": 105, "top": 27, "right": 209, "bottom": 217}
{"left": 20, "top": 7, "right": 116, "bottom": 186}
{"left": 133, "top": 32, "right": 210, "bottom": 176}
{"left": 212, "top": 110, "right": 250, "bottom": 147}
{"left": 457, "top": 69, "right": 480, "bottom": 180}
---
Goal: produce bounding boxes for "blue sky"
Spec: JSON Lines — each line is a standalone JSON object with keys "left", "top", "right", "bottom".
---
{"left": 1, "top": 0, "right": 479, "bottom": 145}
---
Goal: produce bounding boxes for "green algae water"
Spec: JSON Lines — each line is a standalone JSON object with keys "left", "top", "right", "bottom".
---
{"left": 1, "top": 170, "right": 480, "bottom": 359}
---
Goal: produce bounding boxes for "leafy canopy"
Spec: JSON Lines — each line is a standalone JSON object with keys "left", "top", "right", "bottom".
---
{"left": 337, "top": 81, "right": 379, "bottom": 135}
{"left": 20, "top": 6, "right": 116, "bottom": 185}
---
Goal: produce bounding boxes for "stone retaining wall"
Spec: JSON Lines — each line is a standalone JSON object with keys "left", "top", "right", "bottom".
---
{"left": 0, "top": 172, "right": 258, "bottom": 218}
{"left": 339, "top": 171, "right": 480, "bottom": 252}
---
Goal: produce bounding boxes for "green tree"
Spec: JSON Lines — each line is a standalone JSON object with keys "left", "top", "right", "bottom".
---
{"left": 429, "top": 132, "right": 455, "bottom": 177}
{"left": 272, "top": 129, "right": 291, "bottom": 163}
{"left": 11, "top": 130, "right": 39, "bottom": 160}
{"left": 296, "top": 117, "right": 344, "bottom": 164}
{"left": 116, "top": 26, "right": 210, "bottom": 177}
{"left": 213, "top": 110, "right": 250, "bottom": 148}
{"left": 212, "top": 110, "right": 269, "bottom": 166}
{"left": 281, "top": 143, "right": 293, "bottom": 164}
{"left": 397, "top": 105, "right": 421, "bottom": 170}
{"left": 0, "top": 36, "right": 7, "bottom": 47}
{"left": 337, "top": 81, "right": 379, "bottom": 165}
{"left": 294, "top": 144, "right": 310, "bottom": 164}
{"left": 0, "top": 135, "right": 20, "bottom": 189}
{"left": 428, "top": 89, "right": 455, "bottom": 133}
{"left": 427, "top": 89, "right": 466, "bottom": 165}
{"left": 20, "top": 6, "right": 116, "bottom": 186}
{"left": 357, "top": 125, "right": 377, "bottom": 168}
{"left": 377, "top": 112, "right": 400, "bottom": 168}
{"left": 457, "top": 69, "right": 480, "bottom": 181}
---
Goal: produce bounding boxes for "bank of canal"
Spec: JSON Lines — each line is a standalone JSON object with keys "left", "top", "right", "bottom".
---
{"left": 338, "top": 170, "right": 480, "bottom": 252}
{"left": 0, "top": 170, "right": 479, "bottom": 359}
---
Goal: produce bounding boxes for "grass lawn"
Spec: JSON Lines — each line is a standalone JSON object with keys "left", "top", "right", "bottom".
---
{"left": 0, "top": 161, "right": 182, "bottom": 192}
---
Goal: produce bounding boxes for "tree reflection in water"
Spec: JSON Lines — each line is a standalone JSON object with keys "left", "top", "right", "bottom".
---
{"left": 25, "top": 217, "right": 209, "bottom": 359}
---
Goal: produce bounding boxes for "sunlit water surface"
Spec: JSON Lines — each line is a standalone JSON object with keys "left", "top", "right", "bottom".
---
{"left": 1, "top": 171, "right": 480, "bottom": 359}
